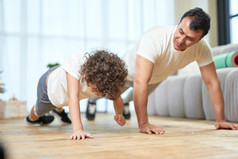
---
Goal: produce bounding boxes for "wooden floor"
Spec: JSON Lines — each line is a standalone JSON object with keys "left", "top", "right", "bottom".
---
{"left": 1, "top": 113, "right": 238, "bottom": 159}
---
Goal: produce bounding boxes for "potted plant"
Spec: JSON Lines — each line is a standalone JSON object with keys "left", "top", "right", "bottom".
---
{"left": 47, "top": 63, "right": 60, "bottom": 68}
{"left": 0, "top": 71, "right": 5, "bottom": 94}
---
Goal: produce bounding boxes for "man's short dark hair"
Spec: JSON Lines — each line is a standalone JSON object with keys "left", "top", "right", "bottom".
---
{"left": 180, "top": 7, "right": 210, "bottom": 37}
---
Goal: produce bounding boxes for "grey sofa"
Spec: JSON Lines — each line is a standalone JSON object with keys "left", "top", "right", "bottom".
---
{"left": 147, "top": 43, "right": 238, "bottom": 122}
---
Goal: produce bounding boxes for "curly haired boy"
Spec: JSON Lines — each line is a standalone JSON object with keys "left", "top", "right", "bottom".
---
{"left": 26, "top": 50, "right": 128, "bottom": 140}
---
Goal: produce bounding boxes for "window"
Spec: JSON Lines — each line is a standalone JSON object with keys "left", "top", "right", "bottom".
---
{"left": 217, "top": 0, "right": 238, "bottom": 45}
{"left": 230, "top": 0, "right": 238, "bottom": 43}
{"left": 0, "top": 0, "right": 174, "bottom": 112}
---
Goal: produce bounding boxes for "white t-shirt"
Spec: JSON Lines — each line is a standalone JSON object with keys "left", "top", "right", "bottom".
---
{"left": 123, "top": 25, "right": 213, "bottom": 84}
{"left": 47, "top": 52, "right": 95, "bottom": 107}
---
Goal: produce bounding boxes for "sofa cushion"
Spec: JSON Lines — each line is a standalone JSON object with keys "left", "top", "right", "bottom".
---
{"left": 167, "top": 76, "right": 187, "bottom": 118}
{"left": 224, "top": 69, "right": 238, "bottom": 122}
{"left": 202, "top": 68, "right": 234, "bottom": 120}
{"left": 148, "top": 80, "right": 170, "bottom": 116}
{"left": 183, "top": 74, "right": 205, "bottom": 119}
{"left": 212, "top": 43, "right": 238, "bottom": 56}
{"left": 147, "top": 89, "right": 157, "bottom": 115}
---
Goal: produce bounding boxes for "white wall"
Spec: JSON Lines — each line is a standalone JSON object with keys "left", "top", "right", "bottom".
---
{"left": 173, "top": 0, "right": 218, "bottom": 75}
{"left": 0, "top": 0, "right": 220, "bottom": 112}
{"left": 173, "top": 0, "right": 218, "bottom": 47}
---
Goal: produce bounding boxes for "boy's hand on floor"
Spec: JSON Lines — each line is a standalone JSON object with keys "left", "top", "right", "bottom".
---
{"left": 70, "top": 130, "right": 94, "bottom": 140}
{"left": 114, "top": 114, "right": 126, "bottom": 126}
{"left": 215, "top": 121, "right": 238, "bottom": 130}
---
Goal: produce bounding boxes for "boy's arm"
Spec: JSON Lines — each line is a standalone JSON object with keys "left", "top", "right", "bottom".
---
{"left": 66, "top": 72, "right": 93, "bottom": 139}
{"left": 113, "top": 96, "right": 126, "bottom": 126}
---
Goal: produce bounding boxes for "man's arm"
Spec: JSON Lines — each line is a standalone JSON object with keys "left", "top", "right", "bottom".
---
{"left": 200, "top": 62, "right": 238, "bottom": 130}
{"left": 134, "top": 55, "right": 165, "bottom": 134}
{"left": 113, "top": 96, "right": 126, "bottom": 126}
{"left": 66, "top": 73, "right": 94, "bottom": 139}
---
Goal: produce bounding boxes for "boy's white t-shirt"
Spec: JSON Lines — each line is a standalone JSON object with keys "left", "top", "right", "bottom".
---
{"left": 123, "top": 25, "right": 213, "bottom": 84}
{"left": 47, "top": 52, "right": 95, "bottom": 107}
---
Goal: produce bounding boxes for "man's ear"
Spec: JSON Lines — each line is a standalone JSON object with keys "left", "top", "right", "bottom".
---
{"left": 199, "top": 35, "right": 204, "bottom": 41}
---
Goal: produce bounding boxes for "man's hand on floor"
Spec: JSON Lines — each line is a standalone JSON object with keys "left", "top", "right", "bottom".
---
{"left": 139, "top": 123, "right": 165, "bottom": 135}
{"left": 215, "top": 121, "right": 238, "bottom": 130}
{"left": 70, "top": 130, "right": 94, "bottom": 140}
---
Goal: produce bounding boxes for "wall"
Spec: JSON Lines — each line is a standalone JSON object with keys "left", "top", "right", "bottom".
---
{"left": 173, "top": 0, "right": 218, "bottom": 47}
{"left": 173, "top": 0, "right": 218, "bottom": 75}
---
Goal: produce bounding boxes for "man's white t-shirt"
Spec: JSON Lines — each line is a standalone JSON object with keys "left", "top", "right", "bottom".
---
{"left": 123, "top": 25, "right": 213, "bottom": 85}
{"left": 47, "top": 52, "right": 95, "bottom": 107}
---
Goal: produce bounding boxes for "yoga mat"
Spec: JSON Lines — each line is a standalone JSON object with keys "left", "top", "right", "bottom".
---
{"left": 214, "top": 51, "right": 238, "bottom": 69}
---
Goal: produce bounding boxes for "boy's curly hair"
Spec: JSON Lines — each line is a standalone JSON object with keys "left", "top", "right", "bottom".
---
{"left": 80, "top": 50, "right": 128, "bottom": 100}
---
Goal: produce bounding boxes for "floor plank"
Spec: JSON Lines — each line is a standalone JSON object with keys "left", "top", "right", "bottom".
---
{"left": 1, "top": 113, "right": 238, "bottom": 159}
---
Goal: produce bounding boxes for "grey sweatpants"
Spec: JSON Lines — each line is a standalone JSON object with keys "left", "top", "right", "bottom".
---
{"left": 34, "top": 66, "right": 59, "bottom": 116}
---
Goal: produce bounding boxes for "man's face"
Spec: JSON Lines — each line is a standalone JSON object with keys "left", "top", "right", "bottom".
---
{"left": 173, "top": 17, "right": 204, "bottom": 51}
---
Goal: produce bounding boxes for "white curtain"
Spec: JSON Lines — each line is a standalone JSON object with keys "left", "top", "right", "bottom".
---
{"left": 230, "top": 0, "right": 238, "bottom": 43}
{"left": 0, "top": 0, "right": 175, "bottom": 112}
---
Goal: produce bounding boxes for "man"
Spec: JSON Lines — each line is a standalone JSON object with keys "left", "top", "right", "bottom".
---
{"left": 87, "top": 7, "right": 238, "bottom": 134}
